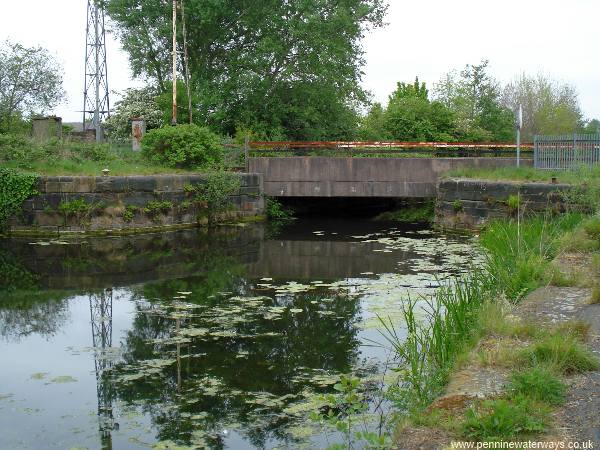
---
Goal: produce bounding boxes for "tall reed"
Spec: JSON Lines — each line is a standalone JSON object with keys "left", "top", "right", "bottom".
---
{"left": 480, "top": 213, "right": 583, "bottom": 301}
{"left": 382, "top": 269, "right": 497, "bottom": 409}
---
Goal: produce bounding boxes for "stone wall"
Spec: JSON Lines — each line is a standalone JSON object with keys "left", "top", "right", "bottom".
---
{"left": 435, "top": 178, "right": 571, "bottom": 230}
{"left": 8, "top": 173, "right": 264, "bottom": 236}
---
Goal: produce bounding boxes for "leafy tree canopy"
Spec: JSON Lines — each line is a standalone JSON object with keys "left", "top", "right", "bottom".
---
{"left": 0, "top": 40, "right": 64, "bottom": 133}
{"left": 434, "top": 60, "right": 514, "bottom": 142}
{"left": 103, "top": 87, "right": 164, "bottom": 140}
{"left": 358, "top": 77, "right": 456, "bottom": 142}
{"left": 501, "top": 73, "right": 584, "bottom": 141}
{"left": 106, "top": 0, "right": 387, "bottom": 140}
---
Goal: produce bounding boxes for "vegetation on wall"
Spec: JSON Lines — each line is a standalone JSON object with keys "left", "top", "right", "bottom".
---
{"left": 265, "top": 198, "right": 294, "bottom": 221}
{"left": 0, "top": 167, "right": 38, "bottom": 231}
{"left": 373, "top": 201, "right": 435, "bottom": 223}
{"left": 185, "top": 171, "right": 241, "bottom": 224}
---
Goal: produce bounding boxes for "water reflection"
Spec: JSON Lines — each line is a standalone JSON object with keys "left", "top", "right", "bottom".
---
{"left": 0, "top": 220, "right": 476, "bottom": 449}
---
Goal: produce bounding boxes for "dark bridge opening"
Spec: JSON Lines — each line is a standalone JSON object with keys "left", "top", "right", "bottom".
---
{"left": 277, "top": 196, "right": 432, "bottom": 219}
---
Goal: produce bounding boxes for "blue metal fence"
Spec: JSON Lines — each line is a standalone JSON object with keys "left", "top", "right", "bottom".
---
{"left": 534, "top": 133, "right": 600, "bottom": 169}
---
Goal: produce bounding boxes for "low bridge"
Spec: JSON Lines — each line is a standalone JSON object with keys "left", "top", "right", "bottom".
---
{"left": 246, "top": 141, "right": 532, "bottom": 198}
{"left": 249, "top": 156, "right": 531, "bottom": 198}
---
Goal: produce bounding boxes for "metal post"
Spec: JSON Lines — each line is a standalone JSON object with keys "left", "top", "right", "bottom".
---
{"left": 516, "top": 104, "right": 522, "bottom": 167}
{"left": 171, "top": 0, "right": 177, "bottom": 126}
{"left": 180, "top": 0, "right": 192, "bottom": 124}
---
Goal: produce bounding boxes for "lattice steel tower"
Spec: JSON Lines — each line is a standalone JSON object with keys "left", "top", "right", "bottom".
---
{"left": 89, "top": 288, "right": 115, "bottom": 448}
{"left": 83, "top": 0, "right": 110, "bottom": 141}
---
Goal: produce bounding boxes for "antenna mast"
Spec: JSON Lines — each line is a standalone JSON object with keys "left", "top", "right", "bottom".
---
{"left": 83, "top": 0, "right": 110, "bottom": 142}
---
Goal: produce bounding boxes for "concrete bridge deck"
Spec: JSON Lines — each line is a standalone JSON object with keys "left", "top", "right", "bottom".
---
{"left": 248, "top": 157, "right": 531, "bottom": 198}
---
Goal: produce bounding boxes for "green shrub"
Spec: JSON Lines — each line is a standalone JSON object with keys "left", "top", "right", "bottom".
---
{"left": 265, "top": 198, "right": 293, "bottom": 220}
{"left": 0, "top": 168, "right": 38, "bottom": 231}
{"left": 143, "top": 201, "right": 172, "bottom": 216}
{"left": 141, "top": 124, "right": 223, "bottom": 169}
{"left": 560, "top": 228, "right": 600, "bottom": 253}
{"left": 0, "top": 133, "right": 29, "bottom": 161}
{"left": 122, "top": 205, "right": 137, "bottom": 222}
{"left": 58, "top": 199, "right": 92, "bottom": 224}
{"left": 507, "top": 367, "right": 566, "bottom": 406}
{"left": 462, "top": 396, "right": 549, "bottom": 441}
{"left": 68, "top": 142, "right": 115, "bottom": 162}
{"left": 193, "top": 171, "right": 241, "bottom": 224}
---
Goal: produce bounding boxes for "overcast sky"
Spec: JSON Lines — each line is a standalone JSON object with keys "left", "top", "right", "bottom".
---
{"left": 1, "top": 0, "right": 598, "bottom": 123}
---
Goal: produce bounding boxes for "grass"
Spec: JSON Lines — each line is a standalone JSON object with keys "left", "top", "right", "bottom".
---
{"left": 518, "top": 332, "right": 599, "bottom": 375}
{"left": 507, "top": 367, "right": 566, "bottom": 406}
{"left": 1, "top": 139, "right": 191, "bottom": 176}
{"left": 0, "top": 134, "right": 243, "bottom": 175}
{"left": 445, "top": 164, "right": 600, "bottom": 184}
{"left": 461, "top": 396, "right": 550, "bottom": 441}
{"left": 590, "top": 286, "right": 600, "bottom": 304}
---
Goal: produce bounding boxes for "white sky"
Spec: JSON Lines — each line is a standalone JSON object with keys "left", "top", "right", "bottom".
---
{"left": 1, "top": 0, "right": 599, "bottom": 123}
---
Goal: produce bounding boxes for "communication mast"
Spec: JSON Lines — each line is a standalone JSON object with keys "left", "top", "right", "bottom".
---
{"left": 83, "top": 0, "right": 110, "bottom": 142}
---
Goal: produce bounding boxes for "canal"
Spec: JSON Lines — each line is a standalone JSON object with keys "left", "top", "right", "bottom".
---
{"left": 0, "top": 218, "right": 478, "bottom": 449}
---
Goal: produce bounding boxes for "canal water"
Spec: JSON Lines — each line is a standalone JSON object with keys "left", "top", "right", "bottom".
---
{"left": 0, "top": 219, "right": 478, "bottom": 449}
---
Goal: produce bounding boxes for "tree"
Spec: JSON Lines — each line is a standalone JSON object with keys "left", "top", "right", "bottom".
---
{"left": 434, "top": 60, "right": 513, "bottom": 142}
{"left": 581, "top": 119, "right": 600, "bottom": 134}
{"left": 384, "top": 77, "right": 456, "bottom": 141}
{"left": 0, "top": 40, "right": 64, "bottom": 133}
{"left": 501, "top": 74, "right": 583, "bottom": 141}
{"left": 103, "top": 86, "right": 165, "bottom": 140}
{"left": 106, "top": 0, "right": 387, "bottom": 140}
{"left": 357, "top": 102, "right": 388, "bottom": 140}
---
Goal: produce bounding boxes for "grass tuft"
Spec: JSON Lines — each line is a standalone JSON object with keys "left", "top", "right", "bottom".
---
{"left": 518, "top": 333, "right": 599, "bottom": 375}
{"left": 507, "top": 367, "right": 566, "bottom": 406}
{"left": 462, "top": 396, "right": 550, "bottom": 441}
{"left": 590, "top": 285, "right": 600, "bottom": 304}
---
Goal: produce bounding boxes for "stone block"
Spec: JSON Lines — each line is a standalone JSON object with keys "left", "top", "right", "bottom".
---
{"left": 127, "top": 176, "right": 156, "bottom": 192}
{"left": 73, "top": 177, "right": 96, "bottom": 193}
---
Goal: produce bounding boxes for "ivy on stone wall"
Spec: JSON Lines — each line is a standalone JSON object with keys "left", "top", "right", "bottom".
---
{"left": 0, "top": 168, "right": 39, "bottom": 231}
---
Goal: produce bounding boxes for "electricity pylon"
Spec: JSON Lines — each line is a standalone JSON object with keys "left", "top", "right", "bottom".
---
{"left": 83, "top": 0, "right": 110, "bottom": 142}
{"left": 89, "top": 288, "right": 115, "bottom": 449}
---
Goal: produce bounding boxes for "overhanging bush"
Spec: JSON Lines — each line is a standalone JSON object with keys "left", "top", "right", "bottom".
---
{"left": 0, "top": 168, "right": 38, "bottom": 231}
{"left": 141, "top": 124, "right": 223, "bottom": 169}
